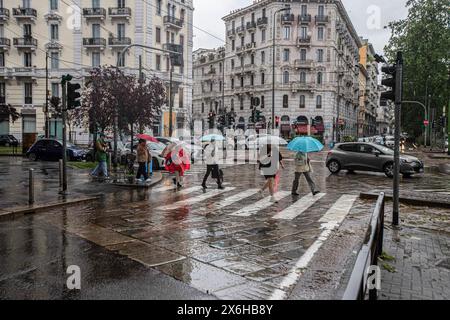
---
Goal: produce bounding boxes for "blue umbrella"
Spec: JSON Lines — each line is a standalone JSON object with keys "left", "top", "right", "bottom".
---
{"left": 288, "top": 136, "right": 324, "bottom": 153}
{"left": 201, "top": 134, "right": 225, "bottom": 142}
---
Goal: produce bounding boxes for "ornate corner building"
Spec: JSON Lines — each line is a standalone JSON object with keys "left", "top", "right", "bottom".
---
{"left": 192, "top": 0, "right": 385, "bottom": 145}
{"left": 0, "top": 0, "right": 194, "bottom": 143}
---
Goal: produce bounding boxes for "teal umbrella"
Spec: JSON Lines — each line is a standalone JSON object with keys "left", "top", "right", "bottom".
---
{"left": 288, "top": 136, "right": 324, "bottom": 153}
{"left": 201, "top": 134, "right": 225, "bottom": 142}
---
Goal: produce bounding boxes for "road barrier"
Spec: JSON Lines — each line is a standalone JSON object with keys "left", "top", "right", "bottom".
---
{"left": 342, "top": 192, "right": 385, "bottom": 300}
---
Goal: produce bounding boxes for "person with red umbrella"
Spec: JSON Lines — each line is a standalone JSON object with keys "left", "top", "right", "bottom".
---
{"left": 136, "top": 139, "right": 152, "bottom": 183}
{"left": 162, "top": 141, "right": 191, "bottom": 189}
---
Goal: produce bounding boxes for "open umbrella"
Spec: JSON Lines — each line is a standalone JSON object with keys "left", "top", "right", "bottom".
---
{"left": 255, "top": 135, "right": 288, "bottom": 146}
{"left": 201, "top": 134, "right": 225, "bottom": 142}
{"left": 136, "top": 134, "right": 158, "bottom": 143}
{"left": 288, "top": 136, "right": 324, "bottom": 153}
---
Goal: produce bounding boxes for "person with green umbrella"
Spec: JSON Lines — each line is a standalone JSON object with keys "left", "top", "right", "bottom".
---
{"left": 288, "top": 136, "right": 322, "bottom": 196}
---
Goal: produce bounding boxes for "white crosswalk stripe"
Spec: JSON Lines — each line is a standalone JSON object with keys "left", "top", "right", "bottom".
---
{"left": 152, "top": 185, "right": 203, "bottom": 195}
{"left": 157, "top": 187, "right": 236, "bottom": 210}
{"left": 211, "top": 189, "right": 260, "bottom": 210}
{"left": 272, "top": 193, "right": 326, "bottom": 220}
{"left": 229, "top": 191, "right": 291, "bottom": 217}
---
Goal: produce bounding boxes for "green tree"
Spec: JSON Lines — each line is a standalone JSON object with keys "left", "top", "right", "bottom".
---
{"left": 384, "top": 0, "right": 450, "bottom": 139}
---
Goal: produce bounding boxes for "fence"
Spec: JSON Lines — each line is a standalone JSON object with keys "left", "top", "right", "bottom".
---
{"left": 342, "top": 192, "right": 385, "bottom": 300}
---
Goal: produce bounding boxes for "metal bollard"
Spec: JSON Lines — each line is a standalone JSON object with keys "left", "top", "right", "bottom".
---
{"left": 28, "top": 168, "right": 34, "bottom": 205}
{"left": 108, "top": 152, "right": 112, "bottom": 174}
{"left": 59, "top": 159, "right": 63, "bottom": 189}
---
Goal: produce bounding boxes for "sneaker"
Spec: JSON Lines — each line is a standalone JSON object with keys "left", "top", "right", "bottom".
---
{"left": 313, "top": 191, "right": 321, "bottom": 196}
{"left": 270, "top": 196, "right": 278, "bottom": 203}
{"left": 292, "top": 192, "right": 300, "bottom": 196}
{"left": 145, "top": 178, "right": 152, "bottom": 183}
{"left": 218, "top": 185, "right": 225, "bottom": 190}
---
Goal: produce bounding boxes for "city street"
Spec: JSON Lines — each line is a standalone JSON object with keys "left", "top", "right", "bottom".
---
{"left": 1, "top": 153, "right": 449, "bottom": 300}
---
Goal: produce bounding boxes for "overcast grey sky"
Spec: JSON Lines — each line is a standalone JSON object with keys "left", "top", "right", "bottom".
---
{"left": 193, "top": 0, "right": 409, "bottom": 55}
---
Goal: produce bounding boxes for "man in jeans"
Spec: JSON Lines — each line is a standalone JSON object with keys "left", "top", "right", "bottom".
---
{"left": 136, "top": 139, "right": 151, "bottom": 183}
{"left": 292, "top": 151, "right": 320, "bottom": 196}
{"left": 91, "top": 133, "right": 108, "bottom": 178}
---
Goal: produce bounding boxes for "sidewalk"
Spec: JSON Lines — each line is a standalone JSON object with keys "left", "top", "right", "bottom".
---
{"left": 379, "top": 204, "right": 450, "bottom": 300}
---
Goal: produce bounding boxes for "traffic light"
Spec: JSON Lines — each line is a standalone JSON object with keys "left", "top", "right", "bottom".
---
{"left": 255, "top": 110, "right": 262, "bottom": 122}
{"left": 67, "top": 82, "right": 82, "bottom": 110}
{"left": 251, "top": 97, "right": 260, "bottom": 108}
{"left": 380, "top": 64, "right": 397, "bottom": 103}
{"left": 275, "top": 116, "right": 280, "bottom": 129}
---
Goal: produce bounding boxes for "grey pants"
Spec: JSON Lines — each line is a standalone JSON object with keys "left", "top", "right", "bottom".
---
{"left": 292, "top": 172, "right": 316, "bottom": 193}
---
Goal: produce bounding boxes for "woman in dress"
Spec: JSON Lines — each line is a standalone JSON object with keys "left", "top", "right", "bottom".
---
{"left": 162, "top": 142, "right": 191, "bottom": 189}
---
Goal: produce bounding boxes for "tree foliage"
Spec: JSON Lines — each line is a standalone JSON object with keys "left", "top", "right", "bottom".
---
{"left": 385, "top": 0, "right": 450, "bottom": 138}
{"left": 0, "top": 104, "right": 20, "bottom": 123}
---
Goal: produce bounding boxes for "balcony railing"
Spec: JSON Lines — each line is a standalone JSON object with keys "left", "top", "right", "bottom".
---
{"left": 109, "top": 37, "right": 132, "bottom": 46}
{"left": 281, "top": 13, "right": 295, "bottom": 24}
{"left": 14, "top": 67, "right": 37, "bottom": 79}
{"left": 83, "top": 38, "right": 107, "bottom": 47}
{"left": 163, "top": 43, "right": 183, "bottom": 54}
{"left": 0, "top": 8, "right": 10, "bottom": 20}
{"left": 257, "top": 16, "right": 268, "bottom": 27}
{"left": 0, "top": 38, "right": 11, "bottom": 49}
{"left": 298, "top": 14, "right": 311, "bottom": 24}
{"left": 245, "top": 42, "right": 256, "bottom": 51}
{"left": 83, "top": 8, "right": 107, "bottom": 19}
{"left": 164, "top": 16, "right": 183, "bottom": 29}
{"left": 315, "top": 15, "right": 329, "bottom": 24}
{"left": 246, "top": 21, "right": 256, "bottom": 31}
{"left": 109, "top": 7, "right": 132, "bottom": 18}
{"left": 236, "top": 26, "right": 245, "bottom": 35}
{"left": 227, "top": 29, "right": 236, "bottom": 37}
{"left": 13, "top": 8, "right": 37, "bottom": 19}
{"left": 13, "top": 37, "right": 38, "bottom": 48}
{"left": 296, "top": 36, "right": 311, "bottom": 46}
{"left": 294, "top": 59, "right": 314, "bottom": 69}
{"left": 290, "top": 81, "right": 315, "bottom": 92}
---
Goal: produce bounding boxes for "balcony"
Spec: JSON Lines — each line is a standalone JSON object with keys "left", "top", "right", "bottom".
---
{"left": 207, "top": 68, "right": 216, "bottom": 75}
{"left": 257, "top": 17, "right": 268, "bottom": 28}
{"left": 83, "top": 38, "right": 106, "bottom": 50}
{"left": 45, "top": 40, "right": 63, "bottom": 51}
{"left": 0, "top": 38, "right": 11, "bottom": 50}
{"left": 163, "top": 43, "right": 183, "bottom": 54}
{"left": 227, "top": 29, "right": 236, "bottom": 38}
{"left": 236, "top": 26, "right": 245, "bottom": 35}
{"left": 246, "top": 21, "right": 256, "bottom": 31}
{"left": 0, "top": 67, "right": 13, "bottom": 79}
{"left": 281, "top": 13, "right": 295, "bottom": 24}
{"left": 244, "top": 63, "right": 256, "bottom": 73}
{"left": 235, "top": 46, "right": 245, "bottom": 55}
{"left": 245, "top": 42, "right": 256, "bottom": 52}
{"left": 315, "top": 15, "right": 329, "bottom": 24}
{"left": 291, "top": 81, "right": 315, "bottom": 92}
{"left": 109, "top": 7, "right": 132, "bottom": 20}
{"left": 12, "top": 8, "right": 37, "bottom": 21}
{"left": 109, "top": 37, "right": 132, "bottom": 47}
{"left": 294, "top": 59, "right": 314, "bottom": 69}
{"left": 83, "top": 8, "right": 107, "bottom": 20}
{"left": 13, "top": 37, "right": 38, "bottom": 50}
{"left": 163, "top": 16, "right": 183, "bottom": 29}
{"left": 13, "top": 67, "right": 37, "bottom": 79}
{"left": 296, "top": 36, "right": 311, "bottom": 47}
{"left": 0, "top": 8, "right": 10, "bottom": 21}
{"left": 298, "top": 14, "right": 311, "bottom": 24}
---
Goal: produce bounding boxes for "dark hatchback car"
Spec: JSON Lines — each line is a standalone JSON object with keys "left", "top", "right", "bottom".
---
{"left": 0, "top": 135, "right": 19, "bottom": 147}
{"left": 326, "top": 142, "right": 424, "bottom": 178}
{"left": 26, "top": 139, "right": 87, "bottom": 161}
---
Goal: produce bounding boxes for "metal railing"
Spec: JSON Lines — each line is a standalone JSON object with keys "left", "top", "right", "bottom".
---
{"left": 163, "top": 15, "right": 183, "bottom": 28}
{"left": 109, "top": 37, "right": 132, "bottom": 46}
{"left": 0, "top": 37, "right": 10, "bottom": 47}
{"left": 13, "top": 37, "right": 38, "bottom": 46}
{"left": 83, "top": 38, "right": 106, "bottom": 46}
{"left": 109, "top": 7, "right": 131, "bottom": 16}
{"left": 342, "top": 192, "right": 385, "bottom": 300}
{"left": 0, "top": 8, "right": 10, "bottom": 18}
{"left": 13, "top": 8, "right": 37, "bottom": 17}
{"left": 82, "top": 8, "right": 107, "bottom": 17}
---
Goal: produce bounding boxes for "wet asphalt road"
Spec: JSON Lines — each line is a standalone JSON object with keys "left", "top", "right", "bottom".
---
{"left": 1, "top": 154, "right": 449, "bottom": 300}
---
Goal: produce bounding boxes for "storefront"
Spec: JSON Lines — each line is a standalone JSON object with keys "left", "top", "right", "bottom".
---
{"left": 280, "top": 116, "right": 291, "bottom": 139}
{"left": 294, "top": 116, "right": 309, "bottom": 135}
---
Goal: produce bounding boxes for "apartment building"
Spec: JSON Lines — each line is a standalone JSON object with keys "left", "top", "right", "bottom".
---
{"left": 358, "top": 39, "right": 380, "bottom": 137}
{"left": 193, "top": 0, "right": 361, "bottom": 145}
{"left": 0, "top": 0, "right": 193, "bottom": 143}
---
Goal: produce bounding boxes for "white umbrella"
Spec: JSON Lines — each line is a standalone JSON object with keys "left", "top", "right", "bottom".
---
{"left": 255, "top": 135, "right": 288, "bottom": 146}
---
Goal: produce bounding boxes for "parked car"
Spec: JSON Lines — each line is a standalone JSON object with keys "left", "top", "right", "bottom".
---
{"left": 326, "top": 142, "right": 424, "bottom": 178}
{"left": 26, "top": 139, "right": 87, "bottom": 161}
{"left": 0, "top": 135, "right": 19, "bottom": 147}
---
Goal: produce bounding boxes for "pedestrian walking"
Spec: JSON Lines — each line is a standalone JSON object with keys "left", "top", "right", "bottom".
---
{"left": 202, "top": 139, "right": 224, "bottom": 190}
{"left": 258, "top": 144, "right": 284, "bottom": 203}
{"left": 91, "top": 133, "right": 109, "bottom": 178}
{"left": 162, "top": 142, "right": 190, "bottom": 189}
{"left": 136, "top": 139, "right": 152, "bottom": 183}
{"left": 292, "top": 151, "right": 320, "bottom": 196}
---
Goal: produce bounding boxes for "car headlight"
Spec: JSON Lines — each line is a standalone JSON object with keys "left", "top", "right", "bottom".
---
{"left": 400, "top": 158, "right": 411, "bottom": 164}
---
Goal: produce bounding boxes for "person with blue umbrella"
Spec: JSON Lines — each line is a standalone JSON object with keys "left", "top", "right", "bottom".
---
{"left": 288, "top": 136, "right": 323, "bottom": 196}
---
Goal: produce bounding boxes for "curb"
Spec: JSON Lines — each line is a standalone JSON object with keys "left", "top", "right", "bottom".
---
{"left": 0, "top": 196, "right": 101, "bottom": 222}
{"left": 360, "top": 192, "right": 450, "bottom": 209}
{"left": 111, "top": 172, "right": 163, "bottom": 189}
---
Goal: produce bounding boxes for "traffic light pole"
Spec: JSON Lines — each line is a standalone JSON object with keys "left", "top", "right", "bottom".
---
{"left": 448, "top": 100, "right": 450, "bottom": 155}
{"left": 393, "top": 52, "right": 403, "bottom": 227}
{"left": 61, "top": 80, "right": 68, "bottom": 194}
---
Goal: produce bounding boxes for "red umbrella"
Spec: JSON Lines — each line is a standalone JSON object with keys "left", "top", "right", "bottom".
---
{"left": 136, "top": 134, "right": 158, "bottom": 143}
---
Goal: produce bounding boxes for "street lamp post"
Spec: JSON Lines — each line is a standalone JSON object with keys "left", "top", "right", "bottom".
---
{"left": 272, "top": 6, "right": 290, "bottom": 133}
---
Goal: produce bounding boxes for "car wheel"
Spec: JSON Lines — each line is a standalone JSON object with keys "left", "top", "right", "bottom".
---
{"left": 28, "top": 153, "right": 37, "bottom": 161}
{"left": 328, "top": 160, "right": 341, "bottom": 174}
{"left": 384, "top": 162, "right": 394, "bottom": 178}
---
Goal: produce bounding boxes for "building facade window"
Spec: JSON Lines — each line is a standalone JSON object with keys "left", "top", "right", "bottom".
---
{"left": 92, "top": 52, "right": 100, "bottom": 67}
{"left": 300, "top": 95, "right": 305, "bottom": 108}
{"left": 156, "top": 54, "right": 161, "bottom": 71}
{"left": 51, "top": 52, "right": 59, "bottom": 69}
{"left": 317, "top": 49, "right": 324, "bottom": 62}
{"left": 283, "top": 95, "right": 288, "bottom": 108}
{"left": 50, "top": 0, "right": 58, "bottom": 11}
{"left": 283, "top": 26, "right": 290, "bottom": 40}
{"left": 50, "top": 24, "right": 59, "bottom": 40}
{"left": 317, "top": 72, "right": 323, "bottom": 84}
{"left": 283, "top": 71, "right": 289, "bottom": 84}
{"left": 283, "top": 49, "right": 290, "bottom": 62}
{"left": 300, "top": 71, "right": 306, "bottom": 83}
{"left": 156, "top": 27, "right": 161, "bottom": 43}
{"left": 318, "top": 27, "right": 324, "bottom": 41}
{"left": 316, "top": 95, "right": 322, "bottom": 109}
{"left": 24, "top": 83, "right": 33, "bottom": 104}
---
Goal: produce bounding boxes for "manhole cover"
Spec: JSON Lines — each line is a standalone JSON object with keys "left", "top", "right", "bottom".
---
{"left": 436, "top": 258, "right": 450, "bottom": 270}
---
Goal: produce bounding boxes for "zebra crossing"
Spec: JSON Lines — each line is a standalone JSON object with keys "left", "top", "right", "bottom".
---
{"left": 153, "top": 183, "right": 359, "bottom": 222}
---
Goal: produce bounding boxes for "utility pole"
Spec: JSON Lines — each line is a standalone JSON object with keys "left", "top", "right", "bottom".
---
{"left": 45, "top": 52, "right": 49, "bottom": 139}
{"left": 60, "top": 75, "right": 71, "bottom": 194}
{"left": 393, "top": 52, "right": 403, "bottom": 227}
{"left": 448, "top": 100, "right": 450, "bottom": 155}
{"left": 169, "top": 58, "right": 174, "bottom": 137}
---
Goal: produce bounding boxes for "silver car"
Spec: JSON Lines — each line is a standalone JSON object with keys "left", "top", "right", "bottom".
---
{"left": 326, "top": 142, "right": 424, "bottom": 178}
